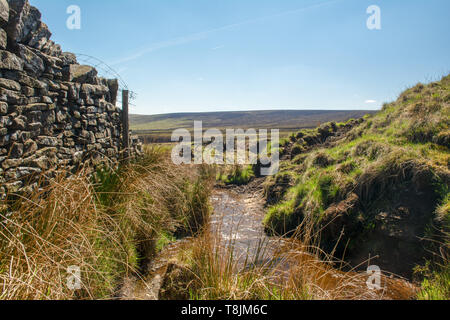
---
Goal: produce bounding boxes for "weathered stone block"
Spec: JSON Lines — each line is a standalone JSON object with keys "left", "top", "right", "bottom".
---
{"left": 16, "top": 166, "right": 41, "bottom": 178}
{"left": 26, "top": 155, "right": 49, "bottom": 170}
{"left": 56, "top": 110, "right": 66, "bottom": 122}
{"left": 17, "top": 44, "right": 45, "bottom": 76}
{"left": 60, "top": 52, "right": 77, "bottom": 66}
{"left": 0, "top": 50, "right": 24, "bottom": 71}
{"left": 2, "top": 70, "right": 43, "bottom": 88}
{"left": 0, "top": 87, "right": 26, "bottom": 104}
{"left": 0, "top": 78, "right": 21, "bottom": 91}
{"left": 35, "top": 147, "right": 57, "bottom": 157}
{"left": 73, "top": 121, "right": 81, "bottom": 129}
{"left": 0, "top": 101, "right": 7, "bottom": 115}
{"left": 0, "top": 115, "right": 12, "bottom": 127}
{"left": 23, "top": 103, "right": 46, "bottom": 112}
{"left": 23, "top": 139, "right": 37, "bottom": 157}
{"left": 19, "top": 130, "right": 31, "bottom": 141}
{"left": 2, "top": 158, "right": 23, "bottom": 170}
{"left": 9, "top": 130, "right": 20, "bottom": 142}
{"left": 10, "top": 142, "right": 24, "bottom": 157}
{"left": 41, "top": 96, "right": 52, "bottom": 103}
{"left": 27, "top": 122, "right": 41, "bottom": 131}
{"left": 26, "top": 110, "right": 41, "bottom": 123}
{"left": 63, "top": 65, "right": 98, "bottom": 84}
{"left": 5, "top": 181, "right": 23, "bottom": 193}
{"left": 12, "top": 115, "right": 26, "bottom": 130}
{"left": 0, "top": 28, "right": 6, "bottom": 50}
{"left": 28, "top": 22, "right": 52, "bottom": 50}
{"left": 37, "top": 135, "right": 58, "bottom": 146}
{"left": 42, "top": 110, "right": 55, "bottom": 124}
{"left": 21, "top": 86, "right": 34, "bottom": 96}
{"left": 0, "top": 0, "right": 9, "bottom": 26}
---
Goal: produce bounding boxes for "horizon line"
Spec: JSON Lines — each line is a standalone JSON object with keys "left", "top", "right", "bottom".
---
{"left": 129, "top": 108, "right": 380, "bottom": 117}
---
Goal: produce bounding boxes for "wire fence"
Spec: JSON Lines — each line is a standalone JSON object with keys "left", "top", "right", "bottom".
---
{"left": 74, "top": 53, "right": 137, "bottom": 107}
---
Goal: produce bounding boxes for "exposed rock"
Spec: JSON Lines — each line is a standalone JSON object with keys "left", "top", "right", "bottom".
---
{"left": 0, "top": 50, "right": 24, "bottom": 70}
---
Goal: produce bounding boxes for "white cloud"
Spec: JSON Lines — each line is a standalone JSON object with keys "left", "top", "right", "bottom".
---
{"left": 365, "top": 100, "right": 377, "bottom": 104}
{"left": 211, "top": 45, "right": 225, "bottom": 51}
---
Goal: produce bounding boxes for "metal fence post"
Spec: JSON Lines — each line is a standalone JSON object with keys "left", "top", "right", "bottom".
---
{"left": 122, "top": 89, "right": 130, "bottom": 161}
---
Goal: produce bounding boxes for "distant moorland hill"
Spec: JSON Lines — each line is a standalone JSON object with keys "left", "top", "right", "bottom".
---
{"left": 130, "top": 110, "right": 376, "bottom": 143}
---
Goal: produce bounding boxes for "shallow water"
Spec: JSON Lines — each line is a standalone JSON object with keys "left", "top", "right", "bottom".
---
{"left": 209, "top": 189, "right": 278, "bottom": 266}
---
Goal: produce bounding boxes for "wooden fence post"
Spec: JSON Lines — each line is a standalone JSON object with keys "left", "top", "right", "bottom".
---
{"left": 122, "top": 89, "right": 130, "bottom": 162}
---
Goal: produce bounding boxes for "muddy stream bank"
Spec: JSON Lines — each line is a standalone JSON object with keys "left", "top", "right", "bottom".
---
{"left": 120, "top": 181, "right": 417, "bottom": 300}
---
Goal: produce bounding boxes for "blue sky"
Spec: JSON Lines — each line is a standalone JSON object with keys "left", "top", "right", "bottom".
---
{"left": 30, "top": 0, "right": 450, "bottom": 115}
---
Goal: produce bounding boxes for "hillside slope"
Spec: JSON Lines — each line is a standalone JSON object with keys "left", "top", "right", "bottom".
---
{"left": 263, "top": 75, "right": 449, "bottom": 283}
{"left": 130, "top": 110, "right": 375, "bottom": 131}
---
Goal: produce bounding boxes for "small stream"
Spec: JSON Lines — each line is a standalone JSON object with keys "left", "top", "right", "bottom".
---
{"left": 121, "top": 186, "right": 417, "bottom": 300}
{"left": 209, "top": 188, "right": 280, "bottom": 267}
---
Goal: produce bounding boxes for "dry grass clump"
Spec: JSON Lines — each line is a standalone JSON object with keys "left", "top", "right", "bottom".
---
{"left": 0, "top": 146, "right": 213, "bottom": 300}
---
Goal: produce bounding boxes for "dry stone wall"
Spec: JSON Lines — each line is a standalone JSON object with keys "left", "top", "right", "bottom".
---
{"left": 0, "top": 0, "right": 142, "bottom": 198}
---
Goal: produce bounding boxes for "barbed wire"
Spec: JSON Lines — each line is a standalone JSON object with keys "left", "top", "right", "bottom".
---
{"left": 74, "top": 53, "right": 137, "bottom": 106}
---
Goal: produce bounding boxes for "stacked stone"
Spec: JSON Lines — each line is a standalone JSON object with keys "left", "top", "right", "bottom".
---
{"left": 0, "top": 0, "right": 142, "bottom": 198}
